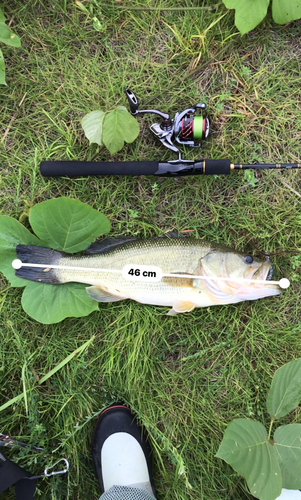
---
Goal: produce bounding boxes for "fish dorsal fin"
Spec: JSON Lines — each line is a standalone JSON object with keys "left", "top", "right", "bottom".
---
{"left": 86, "top": 286, "right": 125, "bottom": 303}
{"left": 166, "top": 300, "right": 196, "bottom": 315}
{"left": 85, "top": 236, "right": 140, "bottom": 254}
{"left": 164, "top": 230, "right": 186, "bottom": 238}
{"left": 85, "top": 232, "right": 188, "bottom": 254}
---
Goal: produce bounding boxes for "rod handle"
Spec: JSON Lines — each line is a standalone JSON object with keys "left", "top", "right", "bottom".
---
{"left": 40, "top": 161, "right": 159, "bottom": 177}
{"left": 203, "top": 159, "right": 231, "bottom": 175}
{"left": 40, "top": 159, "right": 232, "bottom": 177}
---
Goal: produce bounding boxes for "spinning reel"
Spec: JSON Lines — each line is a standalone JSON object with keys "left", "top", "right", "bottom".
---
{"left": 125, "top": 89, "right": 209, "bottom": 161}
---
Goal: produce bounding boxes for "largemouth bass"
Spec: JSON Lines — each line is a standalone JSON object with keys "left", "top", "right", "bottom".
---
{"left": 15, "top": 236, "right": 280, "bottom": 315}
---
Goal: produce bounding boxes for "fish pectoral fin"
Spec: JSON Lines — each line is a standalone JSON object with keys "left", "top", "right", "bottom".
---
{"left": 166, "top": 300, "right": 196, "bottom": 316}
{"left": 86, "top": 286, "right": 124, "bottom": 303}
{"left": 166, "top": 309, "right": 178, "bottom": 316}
{"left": 169, "top": 266, "right": 202, "bottom": 279}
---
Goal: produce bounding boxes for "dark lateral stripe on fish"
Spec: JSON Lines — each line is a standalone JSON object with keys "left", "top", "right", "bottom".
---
{"left": 15, "top": 245, "right": 63, "bottom": 284}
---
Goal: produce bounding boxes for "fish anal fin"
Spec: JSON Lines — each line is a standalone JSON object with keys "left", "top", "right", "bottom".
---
{"left": 166, "top": 300, "right": 196, "bottom": 316}
{"left": 86, "top": 286, "right": 124, "bottom": 303}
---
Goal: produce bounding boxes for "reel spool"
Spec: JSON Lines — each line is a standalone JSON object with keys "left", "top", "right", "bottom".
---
{"left": 174, "top": 104, "right": 209, "bottom": 147}
{"left": 125, "top": 89, "right": 209, "bottom": 160}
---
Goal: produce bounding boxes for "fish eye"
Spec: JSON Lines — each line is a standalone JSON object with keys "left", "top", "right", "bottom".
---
{"left": 244, "top": 255, "right": 253, "bottom": 264}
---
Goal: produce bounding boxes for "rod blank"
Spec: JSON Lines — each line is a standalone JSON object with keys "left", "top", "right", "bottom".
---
{"left": 233, "top": 163, "right": 301, "bottom": 170}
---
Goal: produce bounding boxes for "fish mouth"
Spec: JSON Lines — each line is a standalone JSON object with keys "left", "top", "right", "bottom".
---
{"left": 265, "top": 265, "right": 273, "bottom": 281}
{"left": 250, "top": 262, "right": 274, "bottom": 283}
{"left": 198, "top": 260, "right": 280, "bottom": 304}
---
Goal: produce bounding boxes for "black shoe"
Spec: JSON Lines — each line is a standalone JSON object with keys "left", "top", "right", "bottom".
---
{"left": 92, "top": 404, "right": 156, "bottom": 497}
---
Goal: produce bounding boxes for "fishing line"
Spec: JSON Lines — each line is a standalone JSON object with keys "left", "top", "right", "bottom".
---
{"left": 12, "top": 259, "right": 290, "bottom": 289}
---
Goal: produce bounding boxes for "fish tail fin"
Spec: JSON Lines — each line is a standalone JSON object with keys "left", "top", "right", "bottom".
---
{"left": 15, "top": 245, "right": 64, "bottom": 284}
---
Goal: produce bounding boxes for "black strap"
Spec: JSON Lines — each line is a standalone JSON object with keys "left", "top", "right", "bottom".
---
{"left": 0, "top": 452, "right": 36, "bottom": 499}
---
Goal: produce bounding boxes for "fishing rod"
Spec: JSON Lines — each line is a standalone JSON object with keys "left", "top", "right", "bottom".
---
{"left": 40, "top": 89, "right": 301, "bottom": 178}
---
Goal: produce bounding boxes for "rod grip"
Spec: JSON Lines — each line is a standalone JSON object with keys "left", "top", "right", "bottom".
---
{"left": 40, "top": 161, "right": 159, "bottom": 177}
{"left": 204, "top": 159, "right": 231, "bottom": 175}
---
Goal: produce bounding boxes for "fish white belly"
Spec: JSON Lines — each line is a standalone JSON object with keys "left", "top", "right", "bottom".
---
{"left": 102, "top": 276, "right": 209, "bottom": 308}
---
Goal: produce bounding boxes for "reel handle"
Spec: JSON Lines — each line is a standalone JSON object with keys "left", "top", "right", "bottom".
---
{"left": 125, "top": 89, "right": 139, "bottom": 114}
{"left": 125, "top": 89, "right": 170, "bottom": 121}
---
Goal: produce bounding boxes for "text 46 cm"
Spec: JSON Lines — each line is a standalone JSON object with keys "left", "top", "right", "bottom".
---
{"left": 128, "top": 268, "right": 157, "bottom": 278}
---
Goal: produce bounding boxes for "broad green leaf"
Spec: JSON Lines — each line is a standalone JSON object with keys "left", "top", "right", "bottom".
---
{"left": 272, "top": 0, "right": 301, "bottom": 24}
{"left": 29, "top": 198, "right": 110, "bottom": 252}
{"left": 0, "top": 48, "right": 5, "bottom": 85}
{"left": 21, "top": 282, "right": 99, "bottom": 324}
{"left": 267, "top": 358, "right": 301, "bottom": 419}
{"left": 216, "top": 419, "right": 282, "bottom": 500}
{"left": 0, "top": 8, "right": 6, "bottom": 23}
{"left": 274, "top": 424, "right": 301, "bottom": 489}
{"left": 81, "top": 110, "right": 105, "bottom": 146}
{"left": 0, "top": 215, "right": 43, "bottom": 286}
{"left": 0, "top": 22, "right": 21, "bottom": 47}
{"left": 103, "top": 106, "right": 140, "bottom": 155}
{"left": 0, "top": 200, "right": 112, "bottom": 323}
{"left": 222, "top": 0, "right": 270, "bottom": 35}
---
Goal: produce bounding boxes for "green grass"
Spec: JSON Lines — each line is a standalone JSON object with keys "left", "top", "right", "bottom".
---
{"left": 0, "top": 1, "right": 301, "bottom": 499}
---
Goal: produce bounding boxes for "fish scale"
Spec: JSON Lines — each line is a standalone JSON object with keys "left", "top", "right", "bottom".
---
{"left": 56, "top": 238, "right": 211, "bottom": 281}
